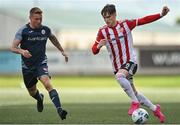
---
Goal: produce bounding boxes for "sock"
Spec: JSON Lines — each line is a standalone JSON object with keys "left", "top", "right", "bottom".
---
{"left": 32, "top": 90, "right": 42, "bottom": 101}
{"left": 116, "top": 73, "right": 139, "bottom": 103}
{"left": 49, "top": 89, "right": 62, "bottom": 111}
{"left": 136, "top": 92, "right": 156, "bottom": 111}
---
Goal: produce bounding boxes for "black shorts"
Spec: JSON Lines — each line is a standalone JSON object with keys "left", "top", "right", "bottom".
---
{"left": 22, "top": 63, "right": 49, "bottom": 88}
{"left": 114, "top": 61, "right": 138, "bottom": 76}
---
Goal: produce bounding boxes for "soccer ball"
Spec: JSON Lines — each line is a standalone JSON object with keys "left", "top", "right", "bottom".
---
{"left": 132, "top": 108, "right": 149, "bottom": 124}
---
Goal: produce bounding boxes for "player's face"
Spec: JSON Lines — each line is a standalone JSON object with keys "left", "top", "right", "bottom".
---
{"left": 30, "top": 13, "right": 42, "bottom": 28}
{"left": 103, "top": 12, "right": 116, "bottom": 27}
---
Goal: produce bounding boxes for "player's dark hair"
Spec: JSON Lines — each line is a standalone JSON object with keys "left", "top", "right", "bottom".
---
{"left": 30, "top": 7, "right": 42, "bottom": 16}
{"left": 101, "top": 4, "right": 116, "bottom": 17}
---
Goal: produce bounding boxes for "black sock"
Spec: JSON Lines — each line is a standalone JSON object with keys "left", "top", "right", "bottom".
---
{"left": 49, "top": 89, "right": 62, "bottom": 111}
{"left": 32, "top": 90, "right": 42, "bottom": 101}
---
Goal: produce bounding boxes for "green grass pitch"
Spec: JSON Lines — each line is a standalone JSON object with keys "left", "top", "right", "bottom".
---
{"left": 0, "top": 75, "right": 179, "bottom": 124}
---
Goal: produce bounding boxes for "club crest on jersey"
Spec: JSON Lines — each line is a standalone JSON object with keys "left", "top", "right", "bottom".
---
{"left": 41, "top": 29, "right": 46, "bottom": 35}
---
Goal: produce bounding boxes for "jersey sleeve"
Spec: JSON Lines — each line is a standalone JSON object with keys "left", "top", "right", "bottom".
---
{"left": 137, "top": 13, "right": 161, "bottom": 26}
{"left": 96, "top": 28, "right": 104, "bottom": 42}
{"left": 92, "top": 29, "right": 105, "bottom": 55}
{"left": 126, "top": 13, "right": 161, "bottom": 30}
{"left": 14, "top": 28, "right": 23, "bottom": 41}
{"left": 48, "top": 27, "right": 52, "bottom": 37}
{"left": 44, "top": 26, "right": 52, "bottom": 37}
{"left": 126, "top": 19, "right": 137, "bottom": 30}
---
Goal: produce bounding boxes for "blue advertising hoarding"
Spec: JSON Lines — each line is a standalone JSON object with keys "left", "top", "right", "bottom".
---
{"left": 0, "top": 51, "right": 21, "bottom": 73}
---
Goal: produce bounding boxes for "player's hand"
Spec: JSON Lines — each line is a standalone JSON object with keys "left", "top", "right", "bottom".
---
{"left": 61, "top": 51, "right": 68, "bottom": 63}
{"left": 22, "top": 50, "right": 32, "bottom": 58}
{"left": 97, "top": 39, "right": 108, "bottom": 49}
{"left": 161, "top": 6, "right": 170, "bottom": 17}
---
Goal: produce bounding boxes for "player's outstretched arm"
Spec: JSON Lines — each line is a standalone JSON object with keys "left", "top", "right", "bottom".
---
{"left": 137, "top": 6, "right": 170, "bottom": 26}
{"left": 10, "top": 39, "right": 32, "bottom": 58}
{"left": 49, "top": 34, "right": 68, "bottom": 62}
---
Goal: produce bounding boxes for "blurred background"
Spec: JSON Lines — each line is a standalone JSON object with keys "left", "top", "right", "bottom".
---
{"left": 0, "top": 0, "right": 180, "bottom": 124}
{"left": 0, "top": 0, "right": 180, "bottom": 75}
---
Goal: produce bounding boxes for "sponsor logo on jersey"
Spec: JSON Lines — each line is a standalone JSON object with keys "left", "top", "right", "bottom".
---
{"left": 28, "top": 36, "right": 47, "bottom": 41}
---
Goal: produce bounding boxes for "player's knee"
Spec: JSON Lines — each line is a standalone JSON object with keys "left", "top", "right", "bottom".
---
{"left": 40, "top": 75, "right": 49, "bottom": 82}
{"left": 115, "top": 72, "right": 126, "bottom": 81}
{"left": 115, "top": 72, "right": 129, "bottom": 89}
{"left": 28, "top": 88, "right": 37, "bottom": 96}
{"left": 40, "top": 76, "right": 53, "bottom": 91}
{"left": 44, "top": 81, "right": 53, "bottom": 92}
{"left": 45, "top": 85, "right": 53, "bottom": 92}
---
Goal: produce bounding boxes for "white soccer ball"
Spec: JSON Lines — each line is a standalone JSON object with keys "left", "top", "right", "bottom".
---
{"left": 132, "top": 108, "right": 149, "bottom": 124}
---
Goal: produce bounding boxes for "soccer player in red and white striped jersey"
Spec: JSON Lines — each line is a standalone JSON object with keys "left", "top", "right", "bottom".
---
{"left": 92, "top": 4, "right": 169, "bottom": 123}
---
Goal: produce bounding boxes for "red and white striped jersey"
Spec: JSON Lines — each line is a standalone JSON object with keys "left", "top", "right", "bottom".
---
{"left": 92, "top": 13, "right": 161, "bottom": 72}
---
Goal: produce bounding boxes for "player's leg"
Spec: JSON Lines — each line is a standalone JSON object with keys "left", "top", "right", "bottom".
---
{"left": 38, "top": 64, "right": 67, "bottom": 120}
{"left": 39, "top": 75, "right": 67, "bottom": 120}
{"left": 115, "top": 65, "right": 139, "bottom": 115}
{"left": 39, "top": 75, "right": 62, "bottom": 109}
{"left": 22, "top": 70, "right": 44, "bottom": 112}
{"left": 130, "top": 81, "right": 156, "bottom": 111}
{"left": 27, "top": 84, "right": 44, "bottom": 112}
{"left": 116, "top": 69, "right": 139, "bottom": 103}
{"left": 128, "top": 77, "right": 165, "bottom": 123}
